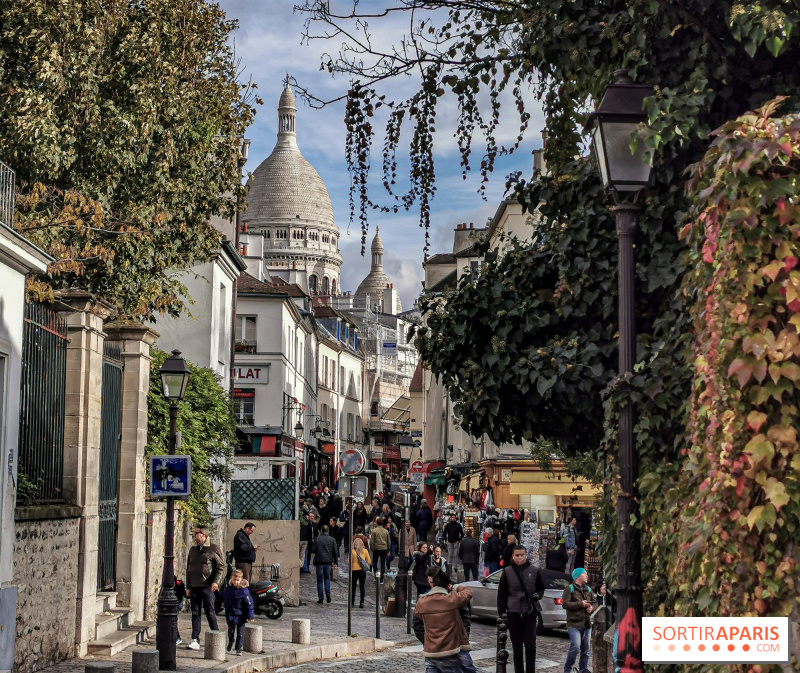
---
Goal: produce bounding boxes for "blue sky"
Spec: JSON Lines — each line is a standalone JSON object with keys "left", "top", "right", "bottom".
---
{"left": 220, "top": 0, "right": 545, "bottom": 310}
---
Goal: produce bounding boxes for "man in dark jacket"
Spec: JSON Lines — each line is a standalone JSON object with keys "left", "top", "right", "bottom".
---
{"left": 545, "top": 541, "right": 569, "bottom": 573}
{"left": 443, "top": 514, "right": 464, "bottom": 573}
{"left": 458, "top": 529, "right": 480, "bottom": 581}
{"left": 562, "top": 568, "right": 597, "bottom": 673}
{"left": 312, "top": 524, "right": 339, "bottom": 604}
{"left": 299, "top": 511, "right": 318, "bottom": 573}
{"left": 416, "top": 499, "right": 433, "bottom": 542}
{"left": 185, "top": 526, "right": 225, "bottom": 650}
{"left": 497, "top": 546, "right": 546, "bottom": 673}
{"left": 484, "top": 529, "right": 503, "bottom": 574}
{"left": 233, "top": 522, "right": 258, "bottom": 582}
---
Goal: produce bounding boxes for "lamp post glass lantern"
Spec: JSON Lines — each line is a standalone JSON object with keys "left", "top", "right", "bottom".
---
{"left": 155, "top": 350, "right": 190, "bottom": 670}
{"left": 587, "top": 69, "right": 654, "bottom": 673}
{"left": 586, "top": 69, "right": 654, "bottom": 199}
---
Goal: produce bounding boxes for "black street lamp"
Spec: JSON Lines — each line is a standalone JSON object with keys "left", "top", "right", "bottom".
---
{"left": 586, "top": 69, "right": 653, "bottom": 673}
{"left": 395, "top": 433, "right": 415, "bottom": 619}
{"left": 156, "top": 350, "right": 191, "bottom": 670}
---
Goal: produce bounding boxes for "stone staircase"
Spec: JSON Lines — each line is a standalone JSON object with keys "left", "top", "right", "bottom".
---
{"left": 87, "top": 591, "right": 156, "bottom": 656}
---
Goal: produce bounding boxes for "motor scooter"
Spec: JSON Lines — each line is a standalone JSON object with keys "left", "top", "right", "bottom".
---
{"left": 249, "top": 578, "right": 284, "bottom": 619}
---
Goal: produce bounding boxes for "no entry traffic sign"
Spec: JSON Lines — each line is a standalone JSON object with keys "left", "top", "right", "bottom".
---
{"left": 409, "top": 460, "right": 424, "bottom": 474}
{"left": 339, "top": 448, "right": 366, "bottom": 476}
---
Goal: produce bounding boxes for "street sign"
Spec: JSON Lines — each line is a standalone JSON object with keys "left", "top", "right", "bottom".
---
{"left": 392, "top": 491, "right": 409, "bottom": 507}
{"left": 339, "top": 448, "right": 366, "bottom": 476}
{"left": 150, "top": 455, "right": 191, "bottom": 498}
{"left": 409, "top": 461, "right": 423, "bottom": 474}
{"left": 410, "top": 472, "right": 424, "bottom": 489}
{"left": 390, "top": 480, "right": 417, "bottom": 494}
{"left": 339, "top": 475, "right": 368, "bottom": 501}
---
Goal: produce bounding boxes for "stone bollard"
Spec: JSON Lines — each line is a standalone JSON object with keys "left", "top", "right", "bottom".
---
{"left": 131, "top": 648, "right": 159, "bottom": 673}
{"left": 244, "top": 623, "right": 263, "bottom": 653}
{"left": 291, "top": 618, "right": 311, "bottom": 645}
{"left": 85, "top": 664, "right": 115, "bottom": 673}
{"left": 204, "top": 629, "right": 227, "bottom": 660}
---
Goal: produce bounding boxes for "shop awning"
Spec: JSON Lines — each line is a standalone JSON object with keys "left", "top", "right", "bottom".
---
{"left": 459, "top": 471, "right": 484, "bottom": 492}
{"left": 422, "top": 461, "right": 445, "bottom": 475}
{"left": 372, "top": 459, "right": 388, "bottom": 469}
{"left": 509, "top": 469, "right": 602, "bottom": 497}
{"left": 425, "top": 473, "right": 447, "bottom": 486}
{"left": 321, "top": 442, "right": 336, "bottom": 455}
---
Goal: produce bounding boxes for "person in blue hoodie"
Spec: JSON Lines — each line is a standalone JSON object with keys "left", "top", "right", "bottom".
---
{"left": 223, "top": 569, "right": 254, "bottom": 656}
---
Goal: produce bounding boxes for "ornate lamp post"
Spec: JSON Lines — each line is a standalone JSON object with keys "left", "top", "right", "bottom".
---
{"left": 155, "top": 350, "right": 191, "bottom": 670}
{"left": 394, "top": 433, "right": 415, "bottom": 619}
{"left": 586, "top": 69, "right": 654, "bottom": 673}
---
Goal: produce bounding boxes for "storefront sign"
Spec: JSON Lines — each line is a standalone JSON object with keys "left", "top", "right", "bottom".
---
{"left": 232, "top": 389, "right": 255, "bottom": 398}
{"left": 235, "top": 366, "right": 265, "bottom": 381}
{"left": 390, "top": 480, "right": 417, "bottom": 494}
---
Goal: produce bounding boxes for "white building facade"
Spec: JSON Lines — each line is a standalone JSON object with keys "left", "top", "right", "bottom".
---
{"left": 0, "top": 187, "right": 52, "bottom": 670}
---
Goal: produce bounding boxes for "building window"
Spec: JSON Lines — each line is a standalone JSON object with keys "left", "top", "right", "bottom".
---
{"left": 347, "top": 413, "right": 355, "bottom": 441}
{"left": 322, "top": 276, "right": 330, "bottom": 294}
{"left": 309, "top": 274, "right": 318, "bottom": 293}
{"left": 356, "top": 416, "right": 362, "bottom": 438}
{"left": 331, "top": 279, "right": 337, "bottom": 294}
{"left": 235, "top": 315, "right": 257, "bottom": 352}
{"left": 275, "top": 229, "right": 287, "bottom": 239}
{"left": 330, "top": 360, "right": 336, "bottom": 390}
{"left": 340, "top": 365, "right": 346, "bottom": 395}
{"left": 233, "top": 389, "right": 255, "bottom": 425}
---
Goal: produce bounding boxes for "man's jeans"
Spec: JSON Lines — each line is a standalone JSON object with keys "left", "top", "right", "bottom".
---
{"left": 299, "top": 541, "right": 309, "bottom": 571}
{"left": 316, "top": 564, "right": 332, "bottom": 600}
{"left": 566, "top": 548, "right": 576, "bottom": 575}
{"left": 424, "top": 654, "right": 462, "bottom": 673}
{"left": 459, "top": 650, "right": 478, "bottom": 673}
{"left": 189, "top": 585, "right": 218, "bottom": 640}
{"left": 488, "top": 561, "right": 501, "bottom": 574}
{"left": 446, "top": 541, "right": 460, "bottom": 571}
{"left": 462, "top": 563, "right": 479, "bottom": 581}
{"left": 564, "top": 627, "right": 591, "bottom": 673}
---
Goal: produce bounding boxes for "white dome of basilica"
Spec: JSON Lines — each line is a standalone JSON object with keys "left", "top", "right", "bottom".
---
{"left": 355, "top": 227, "right": 403, "bottom": 313}
{"left": 242, "top": 81, "right": 341, "bottom": 295}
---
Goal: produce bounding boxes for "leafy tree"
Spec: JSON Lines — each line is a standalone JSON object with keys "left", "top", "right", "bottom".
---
{"left": 146, "top": 348, "right": 236, "bottom": 525}
{"left": 300, "top": 0, "right": 800, "bottom": 657}
{"left": 2, "top": 0, "right": 260, "bottom": 318}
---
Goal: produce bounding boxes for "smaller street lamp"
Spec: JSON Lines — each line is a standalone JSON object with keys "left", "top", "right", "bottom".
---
{"left": 585, "top": 69, "right": 653, "bottom": 202}
{"left": 295, "top": 419, "right": 304, "bottom": 435}
{"left": 155, "top": 350, "right": 190, "bottom": 671}
{"left": 586, "top": 68, "right": 654, "bottom": 673}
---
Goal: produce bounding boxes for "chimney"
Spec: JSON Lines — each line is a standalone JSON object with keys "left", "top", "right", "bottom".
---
{"left": 453, "top": 223, "right": 474, "bottom": 254}
{"left": 469, "top": 223, "right": 473, "bottom": 229}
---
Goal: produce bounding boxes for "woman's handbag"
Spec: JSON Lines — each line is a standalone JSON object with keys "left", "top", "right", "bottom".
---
{"left": 356, "top": 552, "right": 371, "bottom": 572}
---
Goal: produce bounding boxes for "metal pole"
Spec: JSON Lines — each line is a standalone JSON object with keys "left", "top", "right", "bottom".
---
{"left": 347, "top": 479, "right": 354, "bottom": 636}
{"left": 395, "top": 495, "right": 407, "bottom": 618}
{"left": 406, "top": 561, "right": 412, "bottom": 634}
{"left": 156, "top": 403, "right": 179, "bottom": 670}
{"left": 375, "top": 562, "right": 381, "bottom": 639}
{"left": 614, "top": 203, "right": 642, "bottom": 673}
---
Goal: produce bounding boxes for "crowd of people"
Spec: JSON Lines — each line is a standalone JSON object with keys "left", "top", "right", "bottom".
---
{"left": 178, "top": 480, "right": 606, "bottom": 671}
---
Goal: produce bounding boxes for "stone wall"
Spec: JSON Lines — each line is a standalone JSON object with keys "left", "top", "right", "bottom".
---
{"left": 226, "top": 519, "right": 300, "bottom": 606}
{"left": 13, "top": 508, "right": 81, "bottom": 673}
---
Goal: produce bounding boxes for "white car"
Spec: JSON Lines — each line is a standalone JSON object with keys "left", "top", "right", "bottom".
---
{"left": 461, "top": 568, "right": 571, "bottom": 633}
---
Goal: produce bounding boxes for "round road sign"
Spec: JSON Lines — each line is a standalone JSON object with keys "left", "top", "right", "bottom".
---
{"left": 340, "top": 448, "right": 366, "bottom": 476}
{"left": 409, "top": 460, "right": 424, "bottom": 474}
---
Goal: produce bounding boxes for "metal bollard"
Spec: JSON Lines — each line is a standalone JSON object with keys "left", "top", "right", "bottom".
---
{"left": 496, "top": 613, "right": 509, "bottom": 673}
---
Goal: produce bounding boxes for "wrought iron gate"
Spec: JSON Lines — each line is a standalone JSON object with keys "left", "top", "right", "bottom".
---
{"left": 97, "top": 343, "right": 123, "bottom": 591}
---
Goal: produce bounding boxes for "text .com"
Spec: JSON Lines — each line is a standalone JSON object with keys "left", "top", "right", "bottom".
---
{"left": 643, "top": 617, "right": 790, "bottom": 664}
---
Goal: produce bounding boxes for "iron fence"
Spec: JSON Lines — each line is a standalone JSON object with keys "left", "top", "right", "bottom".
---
{"left": 0, "top": 161, "right": 14, "bottom": 229}
{"left": 17, "top": 302, "right": 68, "bottom": 503}
{"left": 97, "top": 343, "right": 123, "bottom": 590}
{"left": 229, "top": 479, "right": 295, "bottom": 520}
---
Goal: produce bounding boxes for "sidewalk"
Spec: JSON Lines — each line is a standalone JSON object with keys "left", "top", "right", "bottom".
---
{"left": 37, "top": 560, "right": 417, "bottom": 673}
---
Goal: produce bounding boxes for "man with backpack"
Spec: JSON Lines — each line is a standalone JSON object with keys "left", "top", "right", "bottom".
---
{"left": 561, "top": 568, "right": 597, "bottom": 673}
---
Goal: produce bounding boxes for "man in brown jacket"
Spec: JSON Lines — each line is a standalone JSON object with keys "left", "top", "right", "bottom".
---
{"left": 185, "top": 526, "right": 225, "bottom": 650}
{"left": 414, "top": 566, "right": 473, "bottom": 673}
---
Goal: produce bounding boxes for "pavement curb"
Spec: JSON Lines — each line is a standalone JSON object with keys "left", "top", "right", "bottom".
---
{"left": 201, "top": 634, "right": 417, "bottom": 672}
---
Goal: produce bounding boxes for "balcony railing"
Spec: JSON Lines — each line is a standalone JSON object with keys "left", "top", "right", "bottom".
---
{"left": 235, "top": 341, "right": 256, "bottom": 354}
{"left": 0, "top": 161, "right": 14, "bottom": 228}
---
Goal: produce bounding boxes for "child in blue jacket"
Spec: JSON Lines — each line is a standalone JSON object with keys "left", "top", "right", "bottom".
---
{"left": 223, "top": 569, "right": 255, "bottom": 655}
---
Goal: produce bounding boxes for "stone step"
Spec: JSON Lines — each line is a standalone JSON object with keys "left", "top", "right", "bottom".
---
{"left": 94, "top": 609, "right": 131, "bottom": 640}
{"left": 95, "top": 591, "right": 118, "bottom": 613}
{"left": 86, "top": 621, "right": 156, "bottom": 657}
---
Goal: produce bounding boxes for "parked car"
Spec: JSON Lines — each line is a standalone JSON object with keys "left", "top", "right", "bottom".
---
{"left": 462, "top": 568, "right": 571, "bottom": 633}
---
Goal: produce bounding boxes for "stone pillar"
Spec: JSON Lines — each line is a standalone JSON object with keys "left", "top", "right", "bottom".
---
{"left": 104, "top": 320, "right": 159, "bottom": 621}
{"left": 55, "top": 290, "right": 112, "bottom": 656}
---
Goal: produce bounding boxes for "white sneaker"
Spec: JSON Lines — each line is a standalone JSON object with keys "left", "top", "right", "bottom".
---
{"left": 186, "top": 638, "right": 201, "bottom": 650}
